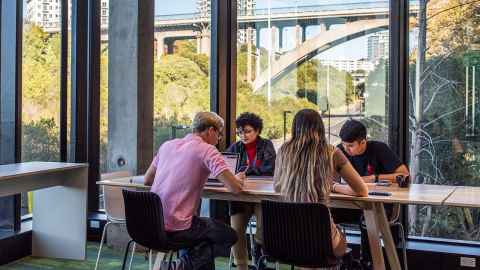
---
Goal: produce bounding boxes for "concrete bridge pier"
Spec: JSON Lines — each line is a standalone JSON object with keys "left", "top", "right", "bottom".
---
{"left": 155, "top": 33, "right": 165, "bottom": 60}
{"left": 196, "top": 25, "right": 211, "bottom": 56}
{"left": 294, "top": 24, "right": 304, "bottom": 48}
{"left": 270, "top": 26, "right": 279, "bottom": 53}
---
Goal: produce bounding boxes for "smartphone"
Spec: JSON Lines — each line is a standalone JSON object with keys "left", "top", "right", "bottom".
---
{"left": 375, "top": 182, "right": 391, "bottom": 187}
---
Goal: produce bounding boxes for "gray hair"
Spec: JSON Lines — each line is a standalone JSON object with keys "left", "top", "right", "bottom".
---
{"left": 192, "top": 112, "right": 224, "bottom": 133}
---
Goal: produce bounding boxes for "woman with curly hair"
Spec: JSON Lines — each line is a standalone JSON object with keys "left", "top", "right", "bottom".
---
{"left": 227, "top": 112, "right": 276, "bottom": 270}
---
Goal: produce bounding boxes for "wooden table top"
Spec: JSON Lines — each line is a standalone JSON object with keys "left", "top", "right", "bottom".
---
{"left": 98, "top": 177, "right": 457, "bottom": 206}
{"left": 443, "top": 186, "right": 480, "bottom": 208}
{"left": 0, "top": 162, "right": 88, "bottom": 181}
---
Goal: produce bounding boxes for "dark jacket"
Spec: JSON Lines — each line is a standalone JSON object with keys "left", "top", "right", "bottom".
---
{"left": 226, "top": 136, "right": 276, "bottom": 176}
{"left": 227, "top": 137, "right": 276, "bottom": 216}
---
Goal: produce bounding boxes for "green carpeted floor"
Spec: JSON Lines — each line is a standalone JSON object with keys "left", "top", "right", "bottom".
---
{"left": 1, "top": 242, "right": 235, "bottom": 270}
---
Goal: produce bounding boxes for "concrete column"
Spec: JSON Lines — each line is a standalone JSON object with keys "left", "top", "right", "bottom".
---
{"left": 319, "top": 22, "right": 327, "bottom": 32}
{"left": 294, "top": 24, "right": 302, "bottom": 47}
{"left": 155, "top": 33, "right": 165, "bottom": 60}
{"left": 107, "top": 0, "right": 154, "bottom": 249}
{"left": 198, "top": 26, "right": 211, "bottom": 56}
{"left": 270, "top": 26, "right": 279, "bottom": 53}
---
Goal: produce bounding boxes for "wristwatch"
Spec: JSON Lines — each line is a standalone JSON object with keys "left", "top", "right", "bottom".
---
{"left": 374, "top": 174, "right": 379, "bottom": 183}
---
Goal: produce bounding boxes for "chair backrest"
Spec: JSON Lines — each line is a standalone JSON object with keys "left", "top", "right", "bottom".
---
{"left": 261, "top": 200, "right": 335, "bottom": 268}
{"left": 101, "top": 171, "right": 132, "bottom": 220}
{"left": 122, "top": 190, "right": 168, "bottom": 251}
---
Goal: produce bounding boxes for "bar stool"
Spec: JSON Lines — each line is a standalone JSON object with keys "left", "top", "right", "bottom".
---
{"left": 95, "top": 171, "right": 133, "bottom": 270}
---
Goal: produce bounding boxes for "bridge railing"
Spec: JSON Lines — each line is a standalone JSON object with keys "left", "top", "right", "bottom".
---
{"left": 154, "top": 1, "right": 419, "bottom": 21}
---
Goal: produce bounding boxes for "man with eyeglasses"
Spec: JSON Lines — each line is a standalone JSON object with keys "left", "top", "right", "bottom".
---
{"left": 144, "top": 112, "right": 245, "bottom": 270}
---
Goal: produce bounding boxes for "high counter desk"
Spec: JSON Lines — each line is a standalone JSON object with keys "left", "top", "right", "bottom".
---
{"left": 98, "top": 177, "right": 458, "bottom": 270}
{"left": 0, "top": 162, "right": 88, "bottom": 260}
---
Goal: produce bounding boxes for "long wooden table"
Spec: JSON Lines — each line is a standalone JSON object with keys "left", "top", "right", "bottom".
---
{"left": 0, "top": 162, "right": 88, "bottom": 260}
{"left": 443, "top": 186, "right": 480, "bottom": 208}
{"left": 98, "top": 177, "right": 458, "bottom": 270}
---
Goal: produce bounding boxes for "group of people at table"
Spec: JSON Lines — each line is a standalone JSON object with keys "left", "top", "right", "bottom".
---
{"left": 142, "top": 109, "right": 410, "bottom": 270}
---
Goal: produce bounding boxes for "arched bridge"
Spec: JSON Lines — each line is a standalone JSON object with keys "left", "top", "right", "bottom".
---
{"left": 252, "top": 18, "right": 389, "bottom": 91}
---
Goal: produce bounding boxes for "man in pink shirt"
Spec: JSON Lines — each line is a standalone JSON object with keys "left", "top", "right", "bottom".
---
{"left": 144, "top": 112, "right": 245, "bottom": 270}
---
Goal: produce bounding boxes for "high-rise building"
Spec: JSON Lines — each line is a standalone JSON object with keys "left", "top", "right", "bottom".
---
{"left": 196, "top": 0, "right": 211, "bottom": 18}
{"left": 197, "top": 0, "right": 256, "bottom": 18}
{"left": 26, "top": 0, "right": 109, "bottom": 31}
{"left": 367, "top": 31, "right": 389, "bottom": 63}
{"left": 320, "top": 59, "right": 375, "bottom": 73}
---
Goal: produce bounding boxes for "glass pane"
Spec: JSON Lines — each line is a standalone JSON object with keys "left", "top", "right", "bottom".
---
{"left": 153, "top": 0, "right": 211, "bottom": 217}
{"left": 99, "top": 0, "right": 109, "bottom": 211}
{"left": 236, "top": 0, "right": 390, "bottom": 149}
{"left": 408, "top": 0, "right": 480, "bottom": 241}
{"left": 153, "top": 0, "right": 211, "bottom": 150}
{"left": 0, "top": 198, "right": 14, "bottom": 231}
{"left": 21, "top": 0, "right": 63, "bottom": 215}
{"left": 99, "top": 0, "right": 108, "bottom": 176}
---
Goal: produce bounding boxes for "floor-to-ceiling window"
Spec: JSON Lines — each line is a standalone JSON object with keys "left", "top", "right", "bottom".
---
{"left": 153, "top": 0, "right": 211, "bottom": 151}
{"left": 236, "top": 0, "right": 390, "bottom": 149}
{"left": 408, "top": 0, "right": 480, "bottom": 241}
{"left": 20, "top": 0, "right": 65, "bottom": 215}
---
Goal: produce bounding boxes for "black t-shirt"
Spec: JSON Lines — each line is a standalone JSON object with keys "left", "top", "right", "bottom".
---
{"left": 337, "top": 141, "right": 402, "bottom": 176}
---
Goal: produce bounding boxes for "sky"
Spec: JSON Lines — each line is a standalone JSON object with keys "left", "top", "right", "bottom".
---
{"left": 23, "top": 0, "right": 392, "bottom": 60}
{"left": 157, "top": 0, "right": 383, "bottom": 60}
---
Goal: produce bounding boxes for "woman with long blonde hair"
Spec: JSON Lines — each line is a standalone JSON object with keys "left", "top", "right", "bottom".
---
{"left": 274, "top": 109, "right": 368, "bottom": 257}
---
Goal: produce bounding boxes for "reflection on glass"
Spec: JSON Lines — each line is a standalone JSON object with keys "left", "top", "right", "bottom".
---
{"left": 408, "top": 0, "right": 480, "bottom": 241}
{"left": 236, "top": 0, "right": 390, "bottom": 150}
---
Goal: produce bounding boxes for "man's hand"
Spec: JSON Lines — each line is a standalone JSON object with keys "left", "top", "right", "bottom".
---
{"left": 217, "top": 170, "right": 244, "bottom": 194}
{"left": 236, "top": 172, "right": 246, "bottom": 188}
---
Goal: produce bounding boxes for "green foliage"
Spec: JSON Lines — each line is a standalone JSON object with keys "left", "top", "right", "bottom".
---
{"left": 22, "top": 25, "right": 61, "bottom": 123}
{"left": 22, "top": 118, "right": 59, "bottom": 162}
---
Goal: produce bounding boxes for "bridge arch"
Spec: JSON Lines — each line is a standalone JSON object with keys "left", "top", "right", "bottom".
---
{"left": 253, "top": 19, "right": 388, "bottom": 91}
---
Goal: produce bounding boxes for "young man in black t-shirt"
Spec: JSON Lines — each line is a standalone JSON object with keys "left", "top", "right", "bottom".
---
{"left": 332, "top": 119, "right": 409, "bottom": 268}
{"left": 337, "top": 120, "right": 409, "bottom": 182}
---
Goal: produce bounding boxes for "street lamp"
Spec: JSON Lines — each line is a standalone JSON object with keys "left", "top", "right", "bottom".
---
{"left": 318, "top": 96, "right": 330, "bottom": 142}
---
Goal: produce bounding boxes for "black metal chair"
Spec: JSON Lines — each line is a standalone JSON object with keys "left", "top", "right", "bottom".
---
{"left": 259, "top": 200, "right": 353, "bottom": 270}
{"left": 121, "top": 190, "right": 193, "bottom": 270}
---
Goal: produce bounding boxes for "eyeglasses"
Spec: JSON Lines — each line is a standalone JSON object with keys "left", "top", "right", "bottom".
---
{"left": 236, "top": 128, "right": 255, "bottom": 136}
{"left": 212, "top": 127, "right": 223, "bottom": 141}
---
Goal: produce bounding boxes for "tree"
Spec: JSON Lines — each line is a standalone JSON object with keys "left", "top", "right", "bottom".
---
{"left": 408, "top": 0, "right": 480, "bottom": 240}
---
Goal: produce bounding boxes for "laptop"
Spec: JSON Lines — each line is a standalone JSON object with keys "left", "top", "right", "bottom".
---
{"left": 206, "top": 152, "right": 240, "bottom": 187}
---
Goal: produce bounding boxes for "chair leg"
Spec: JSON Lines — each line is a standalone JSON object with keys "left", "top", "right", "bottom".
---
{"left": 168, "top": 251, "right": 175, "bottom": 270}
{"left": 256, "top": 255, "right": 268, "bottom": 270}
{"left": 395, "top": 222, "right": 408, "bottom": 270}
{"left": 228, "top": 248, "right": 234, "bottom": 270}
{"left": 128, "top": 242, "right": 136, "bottom": 270}
{"left": 275, "top": 262, "right": 280, "bottom": 270}
{"left": 148, "top": 249, "right": 153, "bottom": 270}
{"left": 121, "top": 240, "right": 134, "bottom": 270}
{"left": 94, "top": 221, "right": 112, "bottom": 270}
{"left": 248, "top": 220, "right": 256, "bottom": 264}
